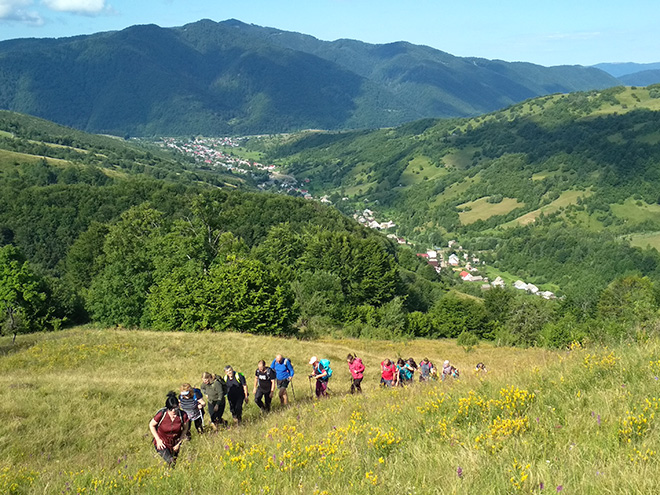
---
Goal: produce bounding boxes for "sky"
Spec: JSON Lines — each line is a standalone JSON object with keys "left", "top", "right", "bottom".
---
{"left": 0, "top": 0, "right": 658, "bottom": 67}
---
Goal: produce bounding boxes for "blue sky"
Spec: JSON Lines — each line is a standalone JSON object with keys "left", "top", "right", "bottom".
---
{"left": 0, "top": 0, "right": 658, "bottom": 67}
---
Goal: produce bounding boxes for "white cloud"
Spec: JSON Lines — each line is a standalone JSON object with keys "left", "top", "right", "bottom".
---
{"left": 0, "top": 0, "right": 43, "bottom": 24}
{"left": 41, "top": 0, "right": 108, "bottom": 14}
{"left": 0, "top": 0, "right": 31, "bottom": 17}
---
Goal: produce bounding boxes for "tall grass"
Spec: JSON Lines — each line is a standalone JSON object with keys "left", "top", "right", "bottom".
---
{"left": 1, "top": 329, "right": 658, "bottom": 493}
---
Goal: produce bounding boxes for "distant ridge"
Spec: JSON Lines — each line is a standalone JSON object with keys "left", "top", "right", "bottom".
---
{"left": 0, "top": 19, "right": 620, "bottom": 136}
{"left": 594, "top": 62, "right": 660, "bottom": 78}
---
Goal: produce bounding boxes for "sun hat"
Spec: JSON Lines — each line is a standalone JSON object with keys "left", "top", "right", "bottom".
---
{"left": 309, "top": 356, "right": 318, "bottom": 365}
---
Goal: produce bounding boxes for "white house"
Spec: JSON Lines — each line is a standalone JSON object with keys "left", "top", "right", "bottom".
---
{"left": 513, "top": 280, "right": 528, "bottom": 291}
{"left": 491, "top": 276, "right": 506, "bottom": 288}
{"left": 448, "top": 254, "right": 460, "bottom": 266}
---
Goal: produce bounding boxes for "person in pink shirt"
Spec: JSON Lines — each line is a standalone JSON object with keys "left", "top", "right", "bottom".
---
{"left": 346, "top": 354, "right": 365, "bottom": 393}
{"left": 380, "top": 358, "right": 397, "bottom": 387}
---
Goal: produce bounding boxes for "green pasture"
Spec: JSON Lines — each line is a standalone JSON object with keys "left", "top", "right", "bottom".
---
{"left": 458, "top": 197, "right": 523, "bottom": 225}
{"left": 611, "top": 198, "right": 660, "bottom": 225}
{"left": 399, "top": 156, "right": 448, "bottom": 186}
{"left": 507, "top": 189, "right": 591, "bottom": 226}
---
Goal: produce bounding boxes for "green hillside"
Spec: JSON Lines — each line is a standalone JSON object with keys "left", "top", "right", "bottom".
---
{"left": 0, "top": 110, "right": 460, "bottom": 345}
{"left": 0, "top": 19, "right": 618, "bottom": 136}
{"left": 256, "top": 85, "right": 660, "bottom": 297}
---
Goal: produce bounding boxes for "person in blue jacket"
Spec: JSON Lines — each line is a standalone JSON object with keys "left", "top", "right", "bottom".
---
{"left": 270, "top": 354, "right": 295, "bottom": 406}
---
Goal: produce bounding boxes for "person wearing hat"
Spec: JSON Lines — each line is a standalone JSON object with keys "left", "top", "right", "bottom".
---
{"left": 223, "top": 365, "right": 249, "bottom": 424}
{"left": 442, "top": 360, "right": 459, "bottom": 380}
{"left": 309, "top": 356, "right": 332, "bottom": 398}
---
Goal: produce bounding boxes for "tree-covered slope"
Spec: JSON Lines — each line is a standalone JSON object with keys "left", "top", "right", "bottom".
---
{"left": 258, "top": 85, "right": 660, "bottom": 296}
{"left": 0, "top": 110, "right": 450, "bottom": 340}
{"left": 0, "top": 19, "right": 618, "bottom": 136}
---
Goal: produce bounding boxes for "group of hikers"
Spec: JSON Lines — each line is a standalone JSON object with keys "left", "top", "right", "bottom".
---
{"left": 149, "top": 353, "right": 485, "bottom": 466}
{"left": 380, "top": 357, "right": 465, "bottom": 386}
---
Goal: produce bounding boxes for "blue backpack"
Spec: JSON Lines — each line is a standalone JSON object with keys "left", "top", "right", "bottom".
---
{"left": 319, "top": 359, "right": 333, "bottom": 379}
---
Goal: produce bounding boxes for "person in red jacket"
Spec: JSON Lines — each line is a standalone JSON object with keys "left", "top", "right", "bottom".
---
{"left": 381, "top": 359, "right": 397, "bottom": 387}
{"left": 346, "top": 354, "right": 365, "bottom": 394}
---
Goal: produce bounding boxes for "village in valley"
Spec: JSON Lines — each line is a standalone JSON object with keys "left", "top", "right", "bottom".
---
{"left": 158, "top": 136, "right": 314, "bottom": 198}
{"left": 415, "top": 241, "right": 557, "bottom": 300}
{"left": 158, "top": 135, "right": 557, "bottom": 301}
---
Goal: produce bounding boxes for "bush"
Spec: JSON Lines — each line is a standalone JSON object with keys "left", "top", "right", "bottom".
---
{"left": 456, "top": 331, "right": 479, "bottom": 353}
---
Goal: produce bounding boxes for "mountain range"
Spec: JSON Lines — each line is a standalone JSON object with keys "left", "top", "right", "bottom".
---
{"left": 0, "top": 18, "right": 624, "bottom": 137}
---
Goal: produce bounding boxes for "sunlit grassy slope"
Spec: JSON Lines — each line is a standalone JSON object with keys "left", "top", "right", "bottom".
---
{"left": 458, "top": 197, "right": 523, "bottom": 225}
{"left": 2, "top": 328, "right": 660, "bottom": 494}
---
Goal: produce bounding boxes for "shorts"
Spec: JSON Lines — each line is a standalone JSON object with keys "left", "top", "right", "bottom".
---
{"left": 277, "top": 379, "right": 290, "bottom": 389}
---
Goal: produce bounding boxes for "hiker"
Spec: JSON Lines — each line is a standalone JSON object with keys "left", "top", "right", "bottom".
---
{"left": 254, "top": 360, "right": 277, "bottom": 412}
{"left": 397, "top": 358, "right": 414, "bottom": 385}
{"left": 149, "top": 391, "right": 189, "bottom": 467}
{"left": 224, "top": 365, "right": 249, "bottom": 424}
{"left": 347, "top": 354, "right": 365, "bottom": 394}
{"left": 475, "top": 362, "right": 487, "bottom": 374}
{"left": 442, "top": 360, "right": 460, "bottom": 380}
{"left": 200, "top": 372, "right": 227, "bottom": 429}
{"left": 419, "top": 357, "right": 435, "bottom": 382}
{"left": 270, "top": 354, "right": 295, "bottom": 406}
{"left": 179, "top": 383, "right": 205, "bottom": 437}
{"left": 381, "top": 358, "right": 397, "bottom": 387}
{"left": 309, "top": 356, "right": 332, "bottom": 398}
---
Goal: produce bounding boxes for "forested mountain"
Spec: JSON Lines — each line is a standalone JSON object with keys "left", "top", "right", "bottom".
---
{"left": 0, "top": 19, "right": 618, "bottom": 136}
{"left": 619, "top": 70, "right": 660, "bottom": 87}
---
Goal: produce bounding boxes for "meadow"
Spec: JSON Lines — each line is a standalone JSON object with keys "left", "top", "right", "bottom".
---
{"left": 1, "top": 328, "right": 659, "bottom": 494}
{"left": 458, "top": 197, "right": 523, "bottom": 225}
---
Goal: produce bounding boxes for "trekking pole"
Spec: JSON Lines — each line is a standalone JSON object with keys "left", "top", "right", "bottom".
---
{"left": 290, "top": 380, "right": 296, "bottom": 400}
{"left": 308, "top": 376, "right": 314, "bottom": 397}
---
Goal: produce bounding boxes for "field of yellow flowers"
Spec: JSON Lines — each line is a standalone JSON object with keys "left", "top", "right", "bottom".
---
{"left": 1, "top": 328, "right": 659, "bottom": 494}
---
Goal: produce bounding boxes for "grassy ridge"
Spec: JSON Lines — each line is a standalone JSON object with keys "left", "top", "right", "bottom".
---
{"left": 2, "top": 329, "right": 660, "bottom": 493}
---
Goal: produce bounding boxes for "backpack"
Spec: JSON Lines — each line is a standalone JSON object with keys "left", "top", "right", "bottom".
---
{"left": 399, "top": 366, "right": 413, "bottom": 381}
{"left": 451, "top": 366, "right": 460, "bottom": 378}
{"left": 155, "top": 408, "right": 185, "bottom": 429}
{"left": 420, "top": 361, "right": 433, "bottom": 375}
{"left": 193, "top": 388, "right": 205, "bottom": 416}
{"left": 217, "top": 375, "right": 228, "bottom": 395}
{"left": 224, "top": 371, "right": 246, "bottom": 386}
{"left": 318, "top": 359, "right": 333, "bottom": 378}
